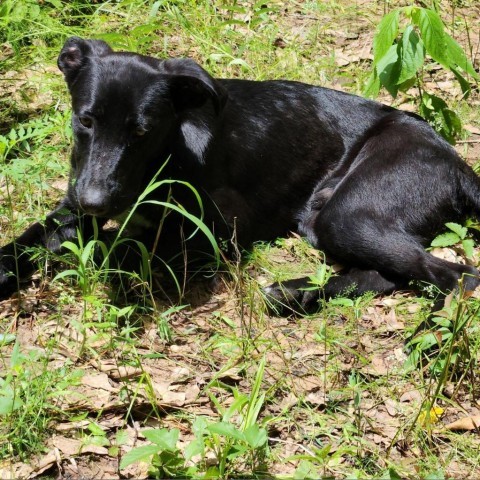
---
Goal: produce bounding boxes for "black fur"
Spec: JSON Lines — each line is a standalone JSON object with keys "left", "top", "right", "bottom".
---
{"left": 1, "top": 37, "right": 479, "bottom": 310}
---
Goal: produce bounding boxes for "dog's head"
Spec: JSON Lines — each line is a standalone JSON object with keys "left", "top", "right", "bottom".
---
{"left": 58, "top": 37, "right": 227, "bottom": 217}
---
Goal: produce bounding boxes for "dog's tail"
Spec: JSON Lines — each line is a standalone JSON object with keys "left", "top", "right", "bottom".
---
{"left": 459, "top": 163, "right": 480, "bottom": 220}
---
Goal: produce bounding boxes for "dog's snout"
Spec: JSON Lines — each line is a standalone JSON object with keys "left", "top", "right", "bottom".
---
{"left": 77, "top": 188, "right": 109, "bottom": 217}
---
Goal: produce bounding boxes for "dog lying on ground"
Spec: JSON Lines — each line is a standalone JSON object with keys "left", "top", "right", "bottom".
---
{"left": 0, "top": 36, "right": 479, "bottom": 310}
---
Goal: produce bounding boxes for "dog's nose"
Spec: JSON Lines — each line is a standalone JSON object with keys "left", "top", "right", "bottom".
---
{"left": 77, "top": 189, "right": 109, "bottom": 217}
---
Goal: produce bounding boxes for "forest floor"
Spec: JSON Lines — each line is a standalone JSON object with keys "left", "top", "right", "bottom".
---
{"left": 1, "top": 1, "right": 480, "bottom": 478}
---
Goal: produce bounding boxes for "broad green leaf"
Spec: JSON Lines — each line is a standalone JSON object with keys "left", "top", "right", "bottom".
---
{"left": 143, "top": 428, "right": 179, "bottom": 450}
{"left": 119, "top": 444, "right": 160, "bottom": 470}
{"left": 184, "top": 438, "right": 204, "bottom": 462}
{"left": 207, "top": 422, "right": 245, "bottom": 442}
{"left": 294, "top": 460, "right": 319, "bottom": 480}
{"left": 0, "top": 333, "right": 16, "bottom": 345}
{"left": 451, "top": 67, "right": 471, "bottom": 99}
{"left": 329, "top": 297, "right": 354, "bottom": 307}
{"left": 420, "top": 93, "right": 462, "bottom": 143}
{"left": 53, "top": 269, "right": 81, "bottom": 282}
{"left": 377, "top": 44, "right": 401, "bottom": 97}
{"left": 87, "top": 422, "right": 105, "bottom": 436}
{"left": 0, "top": 395, "right": 22, "bottom": 415}
{"left": 373, "top": 10, "right": 400, "bottom": 65}
{"left": 445, "top": 222, "right": 467, "bottom": 239}
{"left": 414, "top": 8, "right": 449, "bottom": 68}
{"left": 388, "top": 467, "right": 403, "bottom": 480}
{"left": 363, "top": 71, "right": 381, "bottom": 98}
{"left": 431, "top": 231, "right": 460, "bottom": 247}
{"left": 444, "top": 35, "right": 479, "bottom": 79}
{"left": 425, "top": 471, "right": 445, "bottom": 480}
{"left": 439, "top": 108, "right": 463, "bottom": 144}
{"left": 397, "top": 25, "right": 425, "bottom": 84}
{"left": 462, "top": 238, "right": 475, "bottom": 259}
{"left": 244, "top": 425, "right": 268, "bottom": 448}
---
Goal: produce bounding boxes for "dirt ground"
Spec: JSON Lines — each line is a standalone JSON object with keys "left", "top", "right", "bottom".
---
{"left": 1, "top": 1, "right": 480, "bottom": 478}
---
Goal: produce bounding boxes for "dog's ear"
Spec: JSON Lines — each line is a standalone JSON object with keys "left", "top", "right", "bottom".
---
{"left": 58, "top": 37, "right": 112, "bottom": 84}
{"left": 159, "top": 59, "right": 227, "bottom": 114}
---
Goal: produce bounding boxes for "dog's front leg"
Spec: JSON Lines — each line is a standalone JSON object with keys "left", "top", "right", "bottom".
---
{"left": 0, "top": 197, "right": 99, "bottom": 298}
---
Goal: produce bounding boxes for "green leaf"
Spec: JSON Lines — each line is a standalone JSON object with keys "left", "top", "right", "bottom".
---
{"left": 451, "top": 67, "right": 471, "bottom": 99}
{"left": 389, "top": 466, "right": 403, "bottom": 480}
{"left": 119, "top": 444, "right": 160, "bottom": 470}
{"left": 363, "top": 71, "right": 381, "bottom": 98}
{"left": 207, "top": 422, "right": 245, "bottom": 442}
{"left": 0, "top": 395, "right": 22, "bottom": 415}
{"left": 419, "top": 93, "right": 462, "bottom": 143}
{"left": 413, "top": 8, "right": 449, "bottom": 68}
{"left": 294, "top": 460, "right": 319, "bottom": 479}
{"left": 329, "top": 297, "right": 354, "bottom": 307}
{"left": 87, "top": 422, "right": 105, "bottom": 436}
{"left": 397, "top": 25, "right": 425, "bottom": 84}
{"left": 462, "top": 238, "right": 475, "bottom": 259}
{"left": 444, "top": 35, "right": 479, "bottom": 79}
{"left": 0, "top": 333, "right": 16, "bottom": 346}
{"left": 445, "top": 222, "right": 467, "bottom": 239}
{"left": 243, "top": 425, "right": 268, "bottom": 448}
{"left": 431, "top": 232, "right": 460, "bottom": 247}
{"left": 184, "top": 438, "right": 204, "bottom": 462}
{"left": 142, "top": 428, "right": 179, "bottom": 450}
{"left": 377, "top": 44, "right": 401, "bottom": 97}
{"left": 373, "top": 10, "right": 400, "bottom": 65}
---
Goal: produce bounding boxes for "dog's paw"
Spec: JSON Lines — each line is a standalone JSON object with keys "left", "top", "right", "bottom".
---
{"left": 0, "top": 250, "right": 20, "bottom": 299}
{"left": 263, "top": 277, "right": 321, "bottom": 316}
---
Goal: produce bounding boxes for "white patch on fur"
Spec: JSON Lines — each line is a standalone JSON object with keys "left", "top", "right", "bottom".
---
{"left": 180, "top": 119, "right": 212, "bottom": 163}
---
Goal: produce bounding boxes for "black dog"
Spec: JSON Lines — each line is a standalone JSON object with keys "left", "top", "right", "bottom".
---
{"left": 1, "top": 36, "right": 479, "bottom": 310}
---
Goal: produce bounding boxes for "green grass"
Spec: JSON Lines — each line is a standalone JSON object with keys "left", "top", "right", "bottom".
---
{"left": 1, "top": 0, "right": 480, "bottom": 478}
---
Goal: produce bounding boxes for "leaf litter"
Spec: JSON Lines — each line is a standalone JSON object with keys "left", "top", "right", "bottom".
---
{"left": 1, "top": 1, "right": 480, "bottom": 478}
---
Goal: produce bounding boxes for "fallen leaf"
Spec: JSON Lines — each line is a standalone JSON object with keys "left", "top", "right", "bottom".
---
{"left": 55, "top": 420, "right": 90, "bottom": 432}
{"left": 81, "top": 444, "right": 109, "bottom": 455}
{"left": 51, "top": 436, "right": 81, "bottom": 456}
{"left": 82, "top": 372, "right": 117, "bottom": 392}
{"left": 465, "top": 124, "right": 480, "bottom": 135}
{"left": 400, "top": 389, "right": 422, "bottom": 403}
{"left": 305, "top": 391, "right": 327, "bottom": 407}
{"left": 444, "top": 415, "right": 480, "bottom": 431}
{"left": 160, "top": 390, "right": 186, "bottom": 406}
{"left": 384, "top": 399, "right": 399, "bottom": 417}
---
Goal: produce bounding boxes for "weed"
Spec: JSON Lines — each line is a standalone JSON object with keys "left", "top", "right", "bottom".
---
{"left": 365, "top": 5, "right": 478, "bottom": 142}
{"left": 0, "top": 340, "right": 83, "bottom": 458}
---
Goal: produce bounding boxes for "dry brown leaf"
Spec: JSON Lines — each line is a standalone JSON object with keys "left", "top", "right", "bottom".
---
{"left": 0, "top": 462, "right": 34, "bottom": 480}
{"left": 400, "top": 389, "right": 422, "bottom": 403}
{"left": 217, "top": 367, "right": 242, "bottom": 381}
{"left": 161, "top": 390, "right": 186, "bottom": 406}
{"left": 305, "top": 391, "right": 327, "bottom": 407}
{"left": 185, "top": 384, "right": 201, "bottom": 404}
{"left": 385, "top": 399, "right": 400, "bottom": 417}
{"left": 98, "top": 361, "right": 143, "bottom": 380}
{"left": 51, "top": 436, "right": 82, "bottom": 456}
{"left": 28, "top": 450, "right": 59, "bottom": 478}
{"left": 385, "top": 309, "right": 405, "bottom": 331}
{"left": 293, "top": 343, "right": 329, "bottom": 359}
{"left": 444, "top": 415, "right": 480, "bottom": 431}
{"left": 465, "top": 124, "right": 480, "bottom": 135}
{"left": 55, "top": 420, "right": 90, "bottom": 432}
{"left": 289, "top": 375, "right": 324, "bottom": 394}
{"left": 171, "top": 366, "right": 191, "bottom": 381}
{"left": 82, "top": 372, "right": 117, "bottom": 392}
{"left": 81, "top": 444, "right": 109, "bottom": 455}
{"left": 363, "top": 354, "right": 390, "bottom": 376}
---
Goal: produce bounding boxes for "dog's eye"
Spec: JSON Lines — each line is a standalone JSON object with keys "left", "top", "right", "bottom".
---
{"left": 135, "top": 127, "right": 148, "bottom": 137}
{"left": 79, "top": 116, "right": 93, "bottom": 128}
